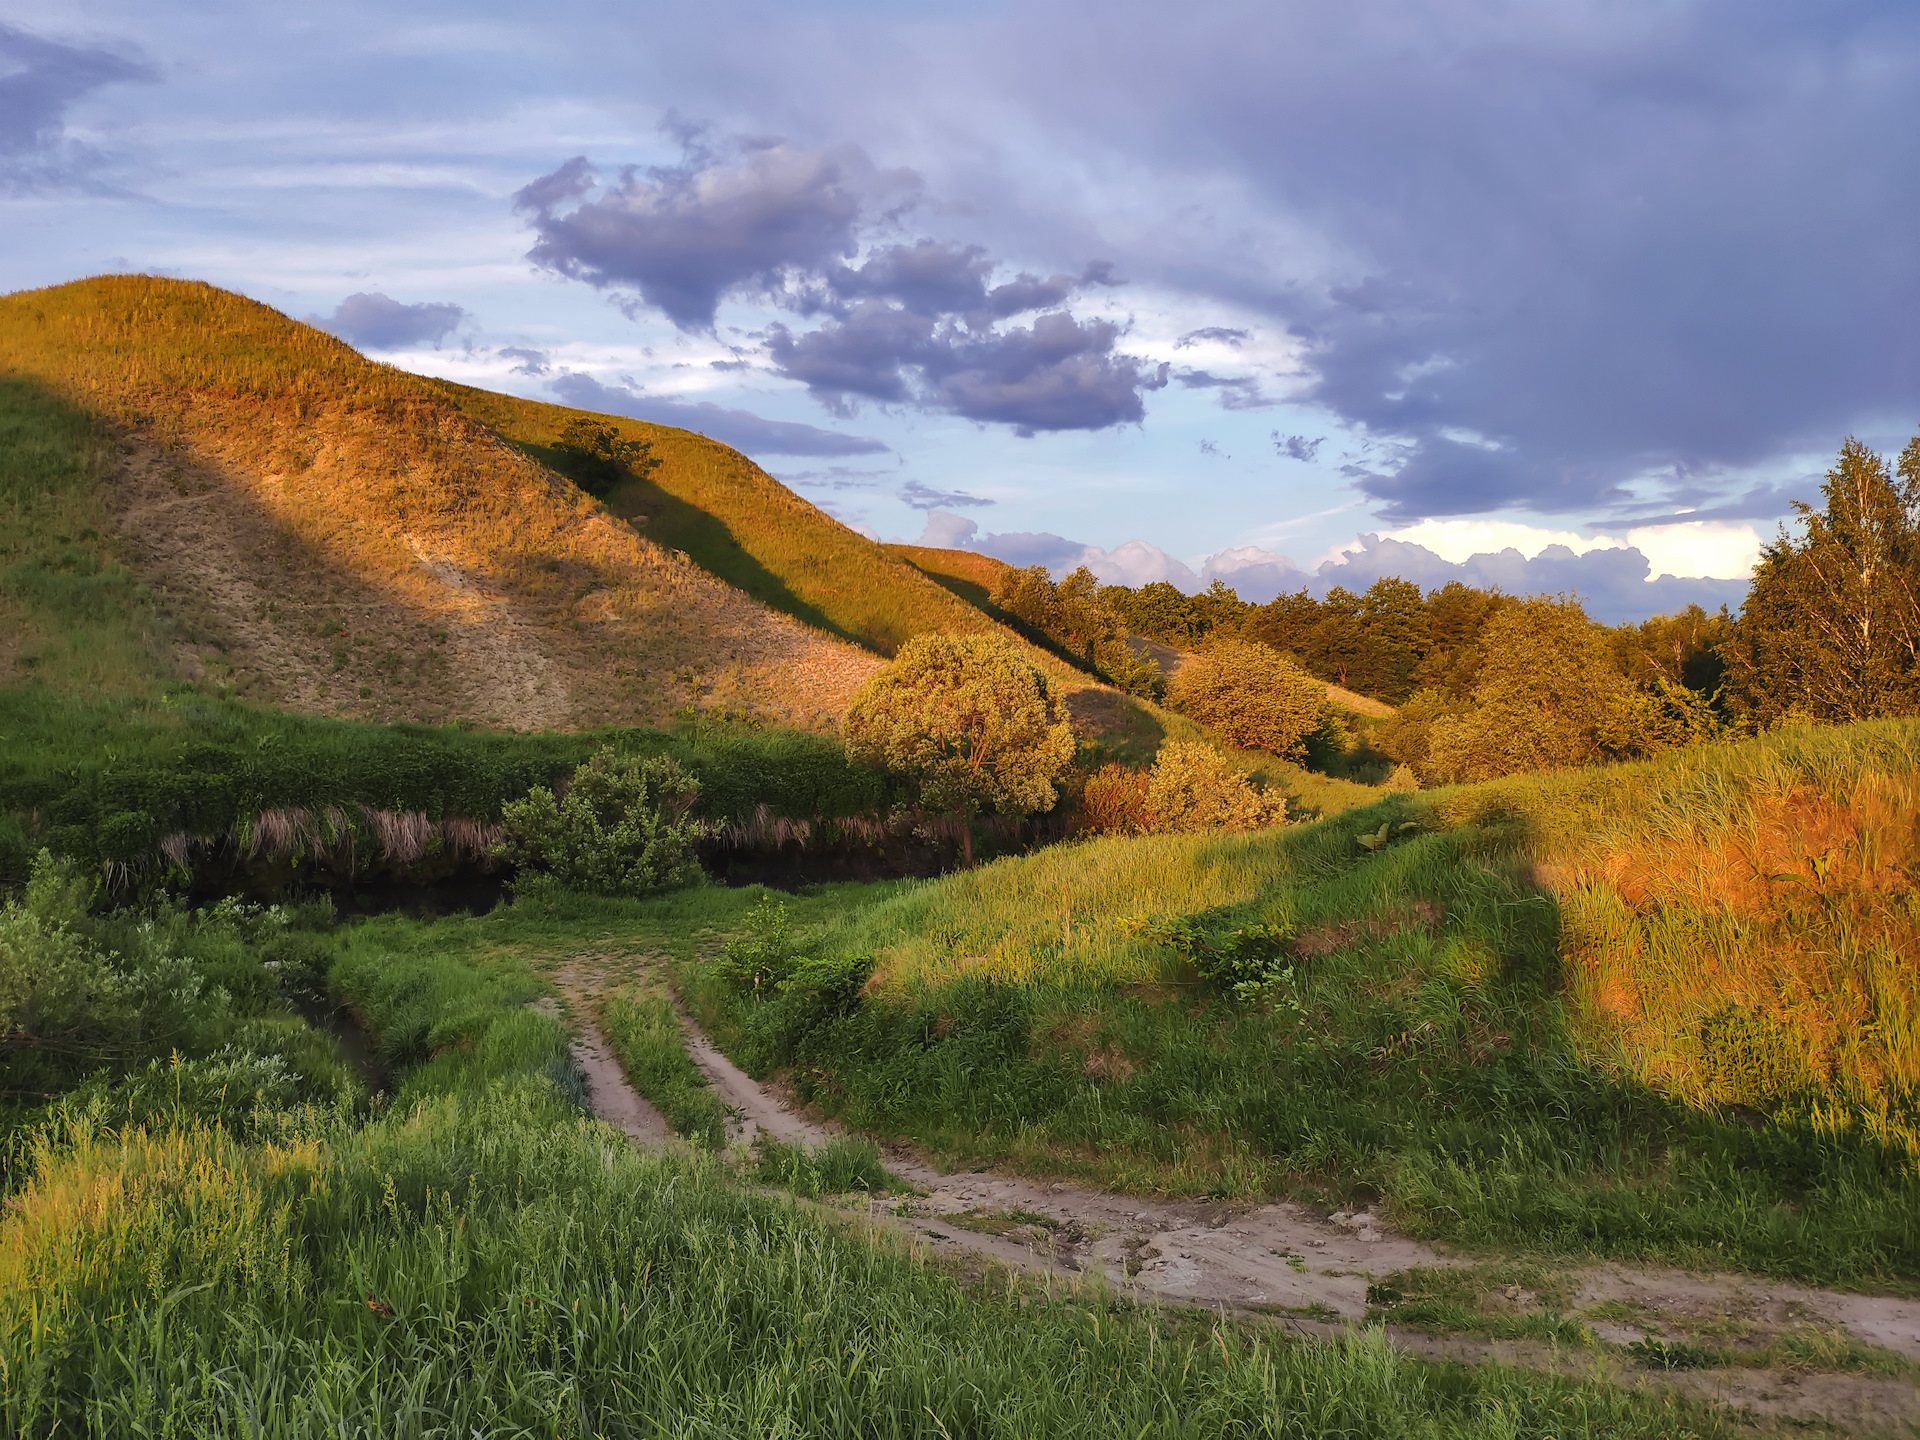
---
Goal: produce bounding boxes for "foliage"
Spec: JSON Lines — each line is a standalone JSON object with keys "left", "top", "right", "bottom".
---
{"left": 1117, "top": 913, "right": 1294, "bottom": 993}
{"left": 0, "top": 686, "right": 893, "bottom": 883}
{"left": 1166, "top": 638, "right": 1327, "bottom": 758}
{"left": 1723, "top": 433, "right": 1920, "bottom": 725}
{"left": 1102, "top": 578, "right": 1249, "bottom": 648}
{"left": 1141, "top": 741, "right": 1288, "bottom": 833}
{"left": 842, "top": 632, "right": 1077, "bottom": 843}
{"left": 749, "top": 1134, "right": 894, "bottom": 1196}
{"left": 989, "top": 564, "right": 1161, "bottom": 694}
{"left": 1423, "top": 599, "right": 1631, "bottom": 780}
{"left": 548, "top": 416, "right": 660, "bottom": 497}
{"left": 499, "top": 748, "right": 703, "bottom": 897}
{"left": 1081, "top": 744, "right": 1287, "bottom": 835}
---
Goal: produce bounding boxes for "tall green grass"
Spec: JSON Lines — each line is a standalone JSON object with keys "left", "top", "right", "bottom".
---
{"left": 0, "top": 685, "right": 893, "bottom": 880}
{"left": 672, "top": 722, "right": 1920, "bottom": 1286}
{"left": 2, "top": 886, "right": 1724, "bottom": 1436}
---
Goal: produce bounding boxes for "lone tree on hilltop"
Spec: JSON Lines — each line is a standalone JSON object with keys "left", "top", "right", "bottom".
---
{"left": 842, "top": 632, "right": 1077, "bottom": 864}
{"left": 550, "top": 417, "right": 660, "bottom": 497}
{"left": 1166, "top": 638, "right": 1327, "bottom": 758}
{"left": 1723, "top": 434, "right": 1920, "bottom": 725}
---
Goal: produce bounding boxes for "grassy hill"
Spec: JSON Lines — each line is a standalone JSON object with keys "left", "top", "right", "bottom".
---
{"left": 885, "top": 542, "right": 1014, "bottom": 614}
{"left": 436, "top": 383, "right": 994, "bottom": 657}
{"left": 0, "top": 276, "right": 880, "bottom": 732}
{"left": 670, "top": 718, "right": 1920, "bottom": 1286}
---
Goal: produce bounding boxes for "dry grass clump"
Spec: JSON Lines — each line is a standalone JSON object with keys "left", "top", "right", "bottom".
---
{"left": 0, "top": 276, "right": 879, "bottom": 730}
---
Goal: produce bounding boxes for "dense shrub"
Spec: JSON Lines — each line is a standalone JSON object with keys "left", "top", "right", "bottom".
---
{"left": 1166, "top": 638, "right": 1327, "bottom": 757}
{"left": 499, "top": 748, "right": 703, "bottom": 897}
{"left": 1079, "top": 743, "right": 1286, "bottom": 835}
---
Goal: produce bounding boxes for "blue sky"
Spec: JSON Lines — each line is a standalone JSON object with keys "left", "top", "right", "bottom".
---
{"left": 5, "top": 1, "right": 1916, "bottom": 621}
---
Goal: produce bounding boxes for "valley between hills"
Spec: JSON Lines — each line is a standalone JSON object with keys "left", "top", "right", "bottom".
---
{"left": 4, "top": 275, "right": 1919, "bottom": 1437}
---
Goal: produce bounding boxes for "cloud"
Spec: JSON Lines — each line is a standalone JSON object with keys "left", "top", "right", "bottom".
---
{"left": 1273, "top": 433, "right": 1324, "bottom": 462}
{"left": 1175, "top": 368, "right": 1271, "bottom": 411}
{"left": 0, "top": 21, "right": 155, "bottom": 190}
{"left": 314, "top": 292, "right": 466, "bottom": 350}
{"left": 900, "top": 479, "right": 992, "bottom": 510}
{"left": 497, "top": 345, "right": 550, "bottom": 375}
{"left": 1176, "top": 327, "right": 1249, "bottom": 349}
{"left": 549, "top": 371, "right": 890, "bottom": 458}
{"left": 514, "top": 142, "right": 907, "bottom": 330}
{"left": 519, "top": 139, "right": 1169, "bottom": 435}
{"left": 769, "top": 306, "right": 1167, "bottom": 434}
{"left": 916, "top": 511, "right": 980, "bottom": 548}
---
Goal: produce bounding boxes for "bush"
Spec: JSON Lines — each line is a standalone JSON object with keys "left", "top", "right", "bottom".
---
{"left": 499, "top": 748, "right": 703, "bottom": 896}
{"left": 1079, "top": 763, "right": 1152, "bottom": 833}
{"left": 1142, "top": 742, "right": 1287, "bottom": 833}
{"left": 1166, "top": 639, "right": 1327, "bottom": 757}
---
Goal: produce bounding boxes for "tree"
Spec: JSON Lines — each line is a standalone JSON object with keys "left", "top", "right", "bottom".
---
{"left": 841, "top": 633, "right": 1077, "bottom": 864}
{"left": 1166, "top": 638, "right": 1327, "bottom": 758}
{"left": 549, "top": 417, "right": 661, "bottom": 497}
{"left": 1722, "top": 435, "right": 1920, "bottom": 725}
{"left": 989, "top": 565, "right": 1159, "bottom": 695}
{"left": 1356, "top": 576, "right": 1430, "bottom": 701}
{"left": 1425, "top": 599, "right": 1628, "bottom": 780}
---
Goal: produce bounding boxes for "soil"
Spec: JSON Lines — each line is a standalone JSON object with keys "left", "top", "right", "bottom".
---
{"left": 541, "top": 952, "right": 1920, "bottom": 1432}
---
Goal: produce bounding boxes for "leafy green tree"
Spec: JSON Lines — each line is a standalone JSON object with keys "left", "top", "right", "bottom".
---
{"left": 841, "top": 633, "right": 1077, "bottom": 864}
{"left": 1413, "top": 582, "right": 1512, "bottom": 697}
{"left": 549, "top": 417, "right": 661, "bottom": 497}
{"left": 1242, "top": 589, "right": 1323, "bottom": 660}
{"left": 499, "top": 748, "right": 703, "bottom": 895}
{"left": 1425, "top": 599, "right": 1629, "bottom": 780}
{"left": 1307, "top": 586, "right": 1368, "bottom": 688}
{"left": 988, "top": 565, "right": 1159, "bottom": 695}
{"left": 1166, "top": 638, "right": 1327, "bottom": 758}
{"left": 1722, "top": 435, "right": 1920, "bottom": 725}
{"left": 1356, "top": 576, "right": 1430, "bottom": 701}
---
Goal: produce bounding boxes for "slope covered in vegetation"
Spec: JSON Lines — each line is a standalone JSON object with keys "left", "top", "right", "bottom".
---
{"left": 675, "top": 719, "right": 1920, "bottom": 1286}
{"left": 0, "top": 276, "right": 878, "bottom": 731}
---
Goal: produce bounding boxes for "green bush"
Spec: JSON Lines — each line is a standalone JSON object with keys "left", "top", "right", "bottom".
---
{"left": 1166, "top": 639, "right": 1327, "bottom": 758}
{"left": 499, "top": 748, "right": 704, "bottom": 896}
{"left": 1141, "top": 741, "right": 1288, "bottom": 833}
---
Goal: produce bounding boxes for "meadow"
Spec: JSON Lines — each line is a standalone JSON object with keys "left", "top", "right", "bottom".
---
{"left": 647, "top": 719, "right": 1920, "bottom": 1288}
{"left": 0, "top": 869, "right": 1726, "bottom": 1436}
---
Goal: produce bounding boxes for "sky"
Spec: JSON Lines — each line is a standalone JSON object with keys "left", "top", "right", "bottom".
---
{"left": 5, "top": 1, "right": 1917, "bottom": 622}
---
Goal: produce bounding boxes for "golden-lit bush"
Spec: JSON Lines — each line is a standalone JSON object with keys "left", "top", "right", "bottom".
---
{"left": 1166, "top": 639, "right": 1326, "bottom": 757}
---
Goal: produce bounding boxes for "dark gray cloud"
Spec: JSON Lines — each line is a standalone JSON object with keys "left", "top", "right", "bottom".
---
{"left": 1274, "top": 433, "right": 1325, "bottom": 462}
{"left": 1176, "top": 368, "right": 1270, "bottom": 410}
{"left": 314, "top": 292, "right": 466, "bottom": 350}
{"left": 900, "top": 479, "right": 992, "bottom": 510}
{"left": 1026, "top": 0, "right": 1920, "bottom": 521}
{"left": 769, "top": 308, "right": 1167, "bottom": 434}
{"left": 0, "top": 22, "right": 154, "bottom": 189}
{"left": 515, "top": 142, "right": 904, "bottom": 330}
{"left": 498, "top": 345, "right": 550, "bottom": 375}
{"left": 550, "top": 371, "right": 890, "bottom": 458}
{"left": 1175, "top": 327, "right": 1249, "bottom": 348}
{"left": 519, "top": 141, "right": 1166, "bottom": 435}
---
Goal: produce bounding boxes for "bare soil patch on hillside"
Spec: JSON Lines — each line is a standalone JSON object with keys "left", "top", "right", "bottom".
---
{"left": 106, "top": 427, "right": 880, "bottom": 731}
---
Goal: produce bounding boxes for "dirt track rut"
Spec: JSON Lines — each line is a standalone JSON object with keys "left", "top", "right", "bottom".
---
{"left": 558, "top": 963, "right": 1920, "bottom": 1430}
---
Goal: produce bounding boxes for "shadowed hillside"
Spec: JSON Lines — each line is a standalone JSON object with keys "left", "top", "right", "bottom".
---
{"left": 435, "top": 383, "right": 998, "bottom": 656}
{"left": 0, "top": 276, "right": 880, "bottom": 730}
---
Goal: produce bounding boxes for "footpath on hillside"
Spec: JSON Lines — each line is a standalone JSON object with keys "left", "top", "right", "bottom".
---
{"left": 548, "top": 955, "right": 1920, "bottom": 1434}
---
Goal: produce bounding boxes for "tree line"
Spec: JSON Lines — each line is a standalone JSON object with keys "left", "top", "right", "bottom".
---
{"left": 987, "top": 431, "right": 1920, "bottom": 781}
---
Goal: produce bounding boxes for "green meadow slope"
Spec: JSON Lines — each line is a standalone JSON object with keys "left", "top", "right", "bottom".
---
{"left": 664, "top": 719, "right": 1920, "bottom": 1286}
